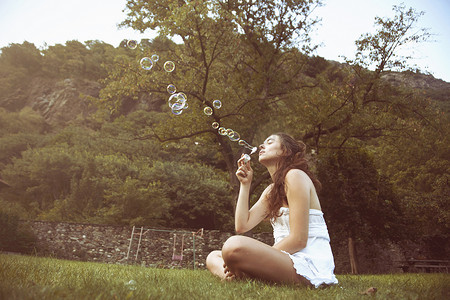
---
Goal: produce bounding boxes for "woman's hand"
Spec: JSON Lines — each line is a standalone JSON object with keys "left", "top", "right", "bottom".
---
{"left": 236, "top": 154, "right": 253, "bottom": 185}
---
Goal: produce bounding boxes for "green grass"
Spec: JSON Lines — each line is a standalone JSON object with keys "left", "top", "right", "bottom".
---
{"left": 0, "top": 254, "right": 448, "bottom": 299}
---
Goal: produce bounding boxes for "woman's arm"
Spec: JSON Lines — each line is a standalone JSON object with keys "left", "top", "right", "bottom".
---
{"left": 235, "top": 184, "right": 271, "bottom": 233}
{"left": 272, "top": 169, "right": 311, "bottom": 253}
{"left": 234, "top": 155, "right": 269, "bottom": 233}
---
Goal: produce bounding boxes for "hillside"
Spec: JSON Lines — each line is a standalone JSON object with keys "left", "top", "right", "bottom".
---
{"left": 382, "top": 71, "right": 450, "bottom": 111}
{"left": 1, "top": 76, "right": 166, "bottom": 125}
{"left": 2, "top": 69, "right": 448, "bottom": 126}
{"left": 0, "top": 40, "right": 448, "bottom": 124}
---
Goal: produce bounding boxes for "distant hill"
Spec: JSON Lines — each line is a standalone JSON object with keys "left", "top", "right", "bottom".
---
{"left": 382, "top": 71, "right": 450, "bottom": 111}
{"left": 1, "top": 60, "right": 448, "bottom": 125}
{"left": 0, "top": 76, "right": 164, "bottom": 126}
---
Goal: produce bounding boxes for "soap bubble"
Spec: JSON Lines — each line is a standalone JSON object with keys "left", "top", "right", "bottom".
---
{"left": 172, "top": 108, "right": 183, "bottom": 115}
{"left": 168, "top": 95, "right": 176, "bottom": 108}
{"left": 127, "top": 40, "right": 138, "bottom": 49}
{"left": 238, "top": 139, "right": 258, "bottom": 154}
{"left": 226, "top": 129, "right": 234, "bottom": 136}
{"left": 213, "top": 100, "right": 222, "bottom": 109}
{"left": 151, "top": 54, "right": 159, "bottom": 62}
{"left": 243, "top": 154, "right": 251, "bottom": 163}
{"left": 168, "top": 93, "right": 187, "bottom": 110}
{"left": 218, "top": 127, "right": 227, "bottom": 135}
{"left": 140, "top": 57, "right": 153, "bottom": 70}
{"left": 176, "top": 93, "right": 187, "bottom": 105}
{"left": 172, "top": 102, "right": 185, "bottom": 111}
{"left": 212, "top": 122, "right": 219, "bottom": 129}
{"left": 164, "top": 61, "right": 175, "bottom": 72}
{"left": 167, "top": 84, "right": 177, "bottom": 94}
{"left": 178, "top": 92, "right": 187, "bottom": 100}
{"left": 203, "top": 106, "right": 213, "bottom": 116}
{"left": 229, "top": 131, "right": 240, "bottom": 142}
{"left": 178, "top": 92, "right": 187, "bottom": 102}
{"left": 126, "top": 280, "right": 137, "bottom": 290}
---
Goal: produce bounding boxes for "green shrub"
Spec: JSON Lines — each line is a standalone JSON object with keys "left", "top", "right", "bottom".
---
{"left": 0, "top": 211, "right": 36, "bottom": 253}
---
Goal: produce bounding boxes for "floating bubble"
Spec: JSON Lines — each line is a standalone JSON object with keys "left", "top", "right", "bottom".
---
{"left": 213, "top": 100, "right": 222, "bottom": 109}
{"left": 140, "top": 57, "right": 153, "bottom": 70}
{"left": 212, "top": 122, "right": 220, "bottom": 129}
{"left": 226, "top": 129, "right": 234, "bottom": 136}
{"left": 238, "top": 139, "right": 258, "bottom": 154}
{"left": 126, "top": 280, "right": 137, "bottom": 290}
{"left": 172, "top": 108, "right": 183, "bottom": 115}
{"left": 203, "top": 106, "right": 213, "bottom": 116}
{"left": 164, "top": 61, "right": 175, "bottom": 72}
{"left": 177, "top": 95, "right": 187, "bottom": 109}
{"left": 167, "top": 84, "right": 176, "bottom": 94}
{"left": 168, "top": 96, "right": 175, "bottom": 108}
{"left": 177, "top": 92, "right": 187, "bottom": 102}
{"left": 151, "top": 54, "right": 159, "bottom": 62}
{"left": 178, "top": 92, "right": 187, "bottom": 100}
{"left": 127, "top": 40, "right": 138, "bottom": 49}
{"left": 229, "top": 131, "right": 240, "bottom": 142}
{"left": 168, "top": 93, "right": 187, "bottom": 110}
{"left": 218, "top": 127, "right": 227, "bottom": 135}
{"left": 183, "top": 102, "right": 189, "bottom": 110}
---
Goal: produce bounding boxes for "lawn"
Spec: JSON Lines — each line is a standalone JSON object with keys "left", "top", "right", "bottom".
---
{"left": 0, "top": 254, "right": 448, "bottom": 299}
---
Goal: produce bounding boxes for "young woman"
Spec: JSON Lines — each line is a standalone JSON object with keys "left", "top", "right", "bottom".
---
{"left": 206, "top": 133, "right": 338, "bottom": 288}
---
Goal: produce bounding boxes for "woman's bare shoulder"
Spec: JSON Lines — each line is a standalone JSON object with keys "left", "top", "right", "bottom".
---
{"left": 285, "top": 169, "right": 313, "bottom": 184}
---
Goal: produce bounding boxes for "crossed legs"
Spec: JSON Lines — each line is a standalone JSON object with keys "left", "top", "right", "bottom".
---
{"left": 206, "top": 235, "right": 311, "bottom": 286}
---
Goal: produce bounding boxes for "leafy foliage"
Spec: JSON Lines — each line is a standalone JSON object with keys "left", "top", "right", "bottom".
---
{"left": 0, "top": 40, "right": 118, "bottom": 111}
{"left": 318, "top": 148, "right": 402, "bottom": 243}
{"left": 0, "top": 211, "right": 36, "bottom": 253}
{"left": 0, "top": 113, "right": 233, "bottom": 229}
{"left": 0, "top": 1, "right": 447, "bottom": 245}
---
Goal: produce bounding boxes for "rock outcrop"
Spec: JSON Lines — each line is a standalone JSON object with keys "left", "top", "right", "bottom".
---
{"left": 30, "top": 78, "right": 101, "bottom": 125}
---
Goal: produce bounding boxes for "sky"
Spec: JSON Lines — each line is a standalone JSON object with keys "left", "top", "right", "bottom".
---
{"left": 0, "top": 0, "right": 449, "bottom": 82}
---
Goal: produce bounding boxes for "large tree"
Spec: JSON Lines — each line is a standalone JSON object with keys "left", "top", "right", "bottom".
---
{"left": 0, "top": 42, "right": 43, "bottom": 110}
{"left": 272, "top": 3, "right": 440, "bottom": 271}
{"left": 274, "top": 4, "right": 434, "bottom": 151}
{"left": 317, "top": 147, "right": 402, "bottom": 274}
{"left": 97, "top": 0, "right": 323, "bottom": 207}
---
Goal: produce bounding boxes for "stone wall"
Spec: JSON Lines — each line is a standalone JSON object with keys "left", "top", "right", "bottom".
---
{"left": 23, "top": 220, "right": 273, "bottom": 269}
{"left": 22, "top": 220, "right": 424, "bottom": 273}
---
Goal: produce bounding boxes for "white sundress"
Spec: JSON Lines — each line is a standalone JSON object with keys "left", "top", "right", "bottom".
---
{"left": 272, "top": 207, "right": 339, "bottom": 288}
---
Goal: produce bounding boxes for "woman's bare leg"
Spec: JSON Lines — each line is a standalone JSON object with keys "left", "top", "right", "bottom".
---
{"left": 221, "top": 235, "right": 312, "bottom": 286}
{"left": 206, "top": 250, "right": 227, "bottom": 279}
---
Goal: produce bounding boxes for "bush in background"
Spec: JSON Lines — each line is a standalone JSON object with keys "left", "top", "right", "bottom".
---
{"left": 0, "top": 211, "right": 37, "bottom": 253}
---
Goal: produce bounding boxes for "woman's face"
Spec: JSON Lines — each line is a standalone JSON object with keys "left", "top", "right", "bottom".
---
{"left": 258, "top": 135, "right": 284, "bottom": 165}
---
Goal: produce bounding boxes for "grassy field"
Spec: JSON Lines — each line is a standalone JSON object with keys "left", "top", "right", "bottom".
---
{"left": 0, "top": 254, "right": 448, "bottom": 299}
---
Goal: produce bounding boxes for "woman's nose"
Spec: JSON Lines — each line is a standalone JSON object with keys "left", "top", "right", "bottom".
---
{"left": 259, "top": 144, "right": 264, "bottom": 149}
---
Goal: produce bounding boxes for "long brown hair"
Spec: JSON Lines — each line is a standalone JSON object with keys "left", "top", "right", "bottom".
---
{"left": 266, "top": 133, "right": 322, "bottom": 220}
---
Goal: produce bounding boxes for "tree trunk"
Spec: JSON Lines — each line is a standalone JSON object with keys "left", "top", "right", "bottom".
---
{"left": 348, "top": 236, "right": 359, "bottom": 274}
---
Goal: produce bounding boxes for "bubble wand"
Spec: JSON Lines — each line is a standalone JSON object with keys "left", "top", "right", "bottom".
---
{"left": 238, "top": 140, "right": 258, "bottom": 163}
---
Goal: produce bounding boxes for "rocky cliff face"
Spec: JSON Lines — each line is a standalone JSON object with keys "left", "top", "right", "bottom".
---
{"left": 29, "top": 78, "right": 101, "bottom": 125}
{"left": 5, "top": 76, "right": 164, "bottom": 126}
{"left": 382, "top": 72, "right": 449, "bottom": 90}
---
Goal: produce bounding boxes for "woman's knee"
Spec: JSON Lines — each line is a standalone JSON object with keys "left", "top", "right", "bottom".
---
{"left": 222, "top": 235, "right": 248, "bottom": 264}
